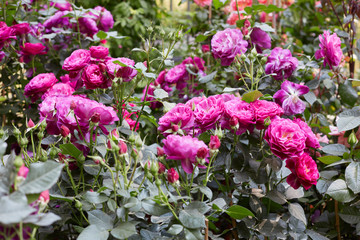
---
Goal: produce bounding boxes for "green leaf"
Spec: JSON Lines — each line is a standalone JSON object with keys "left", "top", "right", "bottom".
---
{"left": 168, "top": 224, "right": 183, "bottom": 235}
{"left": 96, "top": 30, "right": 107, "bottom": 40}
{"left": 318, "top": 156, "right": 342, "bottom": 165}
{"left": 289, "top": 203, "right": 307, "bottom": 225}
{"left": 23, "top": 212, "right": 61, "bottom": 226}
{"left": 242, "top": 90, "right": 263, "bottom": 103}
{"left": 153, "top": 89, "right": 169, "bottom": 100}
{"left": 111, "top": 222, "right": 137, "bottom": 239}
{"left": 184, "top": 228, "right": 203, "bottom": 240}
{"left": 327, "top": 179, "right": 356, "bottom": 203}
{"left": 199, "top": 71, "right": 217, "bottom": 84}
{"left": 321, "top": 144, "right": 349, "bottom": 156}
{"left": 0, "top": 196, "right": 36, "bottom": 224}
{"left": 18, "top": 161, "right": 63, "bottom": 194}
{"left": 345, "top": 161, "right": 360, "bottom": 194}
{"left": 339, "top": 206, "right": 360, "bottom": 224}
{"left": 253, "top": 22, "right": 275, "bottom": 32}
{"left": 225, "top": 205, "right": 255, "bottom": 220}
{"left": 59, "top": 143, "right": 83, "bottom": 160}
{"left": 304, "top": 91, "right": 317, "bottom": 105}
{"left": 179, "top": 209, "right": 206, "bottom": 229}
{"left": 83, "top": 191, "right": 108, "bottom": 204}
{"left": 213, "top": 0, "right": 228, "bottom": 9}
{"left": 185, "top": 201, "right": 211, "bottom": 214}
{"left": 87, "top": 210, "right": 114, "bottom": 231}
{"left": 78, "top": 225, "right": 109, "bottom": 240}
{"left": 336, "top": 107, "right": 360, "bottom": 132}
{"left": 339, "top": 83, "right": 358, "bottom": 106}
{"left": 195, "top": 34, "right": 208, "bottom": 42}
{"left": 142, "top": 198, "right": 170, "bottom": 216}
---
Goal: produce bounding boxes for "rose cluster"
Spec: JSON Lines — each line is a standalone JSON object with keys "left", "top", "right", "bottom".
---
{"left": 142, "top": 56, "right": 206, "bottom": 109}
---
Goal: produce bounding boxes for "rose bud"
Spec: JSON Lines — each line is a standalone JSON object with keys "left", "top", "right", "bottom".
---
{"left": 119, "top": 140, "right": 128, "bottom": 155}
{"left": 209, "top": 135, "right": 220, "bottom": 150}
{"left": 167, "top": 168, "right": 179, "bottom": 184}
{"left": 90, "top": 112, "right": 101, "bottom": 123}
{"left": 111, "top": 129, "right": 119, "bottom": 139}
{"left": 17, "top": 164, "right": 29, "bottom": 179}
{"left": 229, "top": 116, "right": 239, "bottom": 129}
{"left": 27, "top": 119, "right": 35, "bottom": 128}
{"left": 158, "top": 162, "right": 166, "bottom": 174}
{"left": 70, "top": 101, "right": 76, "bottom": 110}
{"left": 244, "top": 19, "right": 251, "bottom": 28}
{"left": 60, "top": 125, "right": 70, "bottom": 138}
{"left": 157, "top": 147, "right": 165, "bottom": 157}
{"left": 171, "top": 124, "right": 179, "bottom": 132}
{"left": 38, "top": 190, "right": 50, "bottom": 204}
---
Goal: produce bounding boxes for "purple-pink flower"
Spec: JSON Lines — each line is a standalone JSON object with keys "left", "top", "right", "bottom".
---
{"left": 165, "top": 64, "right": 186, "bottom": 84}
{"left": 158, "top": 103, "right": 195, "bottom": 136}
{"left": 42, "top": 82, "right": 75, "bottom": 100}
{"left": 163, "top": 135, "right": 208, "bottom": 174}
{"left": 90, "top": 46, "right": 109, "bottom": 59}
{"left": 93, "top": 6, "right": 114, "bottom": 32}
{"left": 273, "top": 80, "right": 309, "bottom": 116}
{"left": 264, "top": 117, "right": 307, "bottom": 160}
{"left": 78, "top": 17, "right": 99, "bottom": 37}
{"left": 315, "top": 30, "right": 343, "bottom": 69}
{"left": 286, "top": 153, "right": 319, "bottom": 190}
{"left": 63, "top": 49, "right": 91, "bottom": 72}
{"left": 293, "top": 117, "right": 321, "bottom": 149}
{"left": 265, "top": 47, "right": 298, "bottom": 80}
{"left": 251, "top": 100, "right": 283, "bottom": 129}
{"left": 24, "top": 73, "right": 58, "bottom": 102}
{"left": 249, "top": 27, "right": 271, "bottom": 52}
{"left": 82, "top": 64, "right": 109, "bottom": 89}
{"left": 194, "top": 96, "right": 224, "bottom": 131}
{"left": 106, "top": 58, "right": 137, "bottom": 82}
{"left": 211, "top": 28, "right": 248, "bottom": 66}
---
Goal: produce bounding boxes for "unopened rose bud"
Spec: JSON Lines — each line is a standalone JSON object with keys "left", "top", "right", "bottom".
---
{"left": 348, "top": 131, "right": 358, "bottom": 146}
{"left": 17, "top": 164, "right": 29, "bottom": 178}
{"left": 111, "top": 129, "right": 119, "bottom": 139}
{"left": 157, "top": 147, "right": 165, "bottom": 157}
{"left": 20, "top": 137, "right": 28, "bottom": 148}
{"left": 244, "top": 19, "right": 251, "bottom": 28}
{"left": 241, "top": 27, "right": 249, "bottom": 36}
{"left": 90, "top": 112, "right": 100, "bottom": 123}
{"left": 135, "top": 135, "right": 143, "bottom": 148}
{"left": 155, "top": 178, "right": 162, "bottom": 187}
{"left": 39, "top": 149, "right": 47, "bottom": 162}
{"left": 264, "top": 117, "right": 271, "bottom": 127}
{"left": 150, "top": 161, "right": 159, "bottom": 176}
{"left": 37, "top": 131, "right": 44, "bottom": 139}
{"left": 14, "top": 156, "right": 24, "bottom": 168}
{"left": 197, "top": 147, "right": 208, "bottom": 159}
{"left": 129, "top": 134, "right": 136, "bottom": 143}
{"left": 70, "top": 101, "right": 76, "bottom": 110}
{"left": 60, "top": 125, "right": 70, "bottom": 138}
{"left": 119, "top": 140, "right": 128, "bottom": 155}
{"left": 167, "top": 168, "right": 179, "bottom": 184}
{"left": 75, "top": 199, "right": 82, "bottom": 210}
{"left": 49, "top": 147, "right": 60, "bottom": 159}
{"left": 229, "top": 116, "right": 239, "bottom": 129}
{"left": 209, "top": 135, "right": 221, "bottom": 150}
{"left": 38, "top": 190, "right": 50, "bottom": 204}
{"left": 27, "top": 119, "right": 35, "bottom": 128}
{"left": 91, "top": 156, "right": 103, "bottom": 165}
{"left": 99, "top": 63, "right": 106, "bottom": 72}
{"left": 158, "top": 162, "right": 166, "bottom": 174}
{"left": 215, "top": 127, "right": 223, "bottom": 139}
{"left": 13, "top": 127, "right": 21, "bottom": 138}
{"left": 171, "top": 124, "right": 179, "bottom": 132}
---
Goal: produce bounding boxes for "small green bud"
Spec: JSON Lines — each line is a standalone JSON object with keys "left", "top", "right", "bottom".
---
{"left": 13, "top": 128, "right": 21, "bottom": 138}
{"left": 264, "top": 117, "right": 271, "bottom": 128}
{"left": 20, "top": 137, "right": 28, "bottom": 148}
{"left": 39, "top": 149, "right": 47, "bottom": 162}
{"left": 75, "top": 200, "right": 82, "bottom": 210}
{"left": 128, "top": 134, "right": 136, "bottom": 143}
{"left": 260, "top": 56, "right": 268, "bottom": 65}
{"left": 146, "top": 172, "right": 153, "bottom": 181}
{"left": 40, "top": 120, "right": 47, "bottom": 130}
{"left": 0, "top": 128, "right": 5, "bottom": 139}
{"left": 150, "top": 161, "right": 159, "bottom": 176}
{"left": 155, "top": 178, "right": 162, "bottom": 187}
{"left": 78, "top": 155, "right": 86, "bottom": 164}
{"left": 37, "top": 131, "right": 44, "bottom": 139}
{"left": 49, "top": 147, "right": 60, "bottom": 159}
{"left": 14, "top": 156, "right": 24, "bottom": 168}
{"left": 348, "top": 131, "right": 358, "bottom": 146}
{"left": 135, "top": 135, "right": 143, "bottom": 148}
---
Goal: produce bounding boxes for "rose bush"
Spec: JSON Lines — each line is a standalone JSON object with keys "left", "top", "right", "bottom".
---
{"left": 0, "top": 0, "right": 360, "bottom": 239}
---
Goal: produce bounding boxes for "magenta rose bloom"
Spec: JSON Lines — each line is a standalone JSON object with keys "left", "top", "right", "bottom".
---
{"left": 264, "top": 117, "right": 307, "bottom": 160}
{"left": 265, "top": 47, "right": 298, "bottom": 80}
{"left": 89, "top": 46, "right": 109, "bottom": 59}
{"left": 42, "top": 82, "right": 75, "bottom": 100}
{"left": 251, "top": 100, "right": 284, "bottom": 129}
{"left": 20, "top": 43, "right": 47, "bottom": 55}
{"left": 78, "top": 17, "right": 99, "bottom": 36}
{"left": 93, "top": 6, "right": 114, "bottom": 32}
{"left": 273, "top": 80, "right": 309, "bottom": 116}
{"left": 63, "top": 49, "right": 91, "bottom": 71}
{"left": 315, "top": 30, "right": 343, "bottom": 69}
{"left": 194, "top": 96, "right": 224, "bottom": 131}
{"left": 43, "top": 11, "right": 70, "bottom": 30}
{"left": 211, "top": 28, "right": 248, "bottom": 66}
{"left": 293, "top": 118, "right": 321, "bottom": 149}
{"left": 11, "top": 23, "right": 30, "bottom": 35}
{"left": 163, "top": 135, "right": 208, "bottom": 174}
{"left": 24, "top": 73, "right": 58, "bottom": 101}
{"left": 250, "top": 27, "right": 271, "bottom": 52}
{"left": 106, "top": 57, "right": 137, "bottom": 82}
{"left": 185, "top": 96, "right": 207, "bottom": 110}
{"left": 165, "top": 64, "right": 187, "bottom": 84}
{"left": 52, "top": 1, "right": 72, "bottom": 11}
{"left": 158, "top": 103, "right": 195, "bottom": 136}
{"left": 39, "top": 96, "right": 61, "bottom": 135}
{"left": 194, "top": 0, "right": 212, "bottom": 7}
{"left": 221, "top": 99, "right": 255, "bottom": 135}
{"left": 286, "top": 153, "right": 319, "bottom": 190}
{"left": 0, "top": 22, "right": 16, "bottom": 48}
{"left": 82, "top": 64, "right": 109, "bottom": 89}
{"left": 73, "top": 98, "right": 119, "bottom": 135}
{"left": 214, "top": 93, "right": 237, "bottom": 103}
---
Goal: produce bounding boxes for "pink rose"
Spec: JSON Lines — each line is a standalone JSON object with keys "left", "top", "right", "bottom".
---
{"left": 42, "top": 82, "right": 75, "bottom": 100}
{"left": 167, "top": 168, "right": 179, "bottom": 184}
{"left": 78, "top": 17, "right": 98, "bottom": 36}
{"left": 264, "top": 117, "right": 307, "bottom": 160}
{"left": 82, "top": 64, "right": 109, "bottom": 89}
{"left": 93, "top": 6, "right": 114, "bottom": 32}
{"left": 209, "top": 135, "right": 221, "bottom": 150}
{"left": 165, "top": 64, "right": 186, "bottom": 84}
{"left": 63, "top": 49, "right": 91, "bottom": 71}
{"left": 163, "top": 135, "right": 208, "bottom": 174}
{"left": 20, "top": 43, "right": 47, "bottom": 55}
{"left": 11, "top": 23, "right": 30, "bottom": 35}
{"left": 194, "top": 96, "right": 224, "bottom": 131}
{"left": 286, "top": 153, "right": 319, "bottom": 190}
{"left": 194, "top": 0, "right": 212, "bottom": 7}
{"left": 89, "top": 46, "right": 109, "bottom": 59}
{"left": 251, "top": 100, "right": 284, "bottom": 129}
{"left": 17, "top": 165, "right": 29, "bottom": 179}
{"left": 106, "top": 57, "right": 137, "bottom": 82}
{"left": 158, "top": 103, "right": 195, "bottom": 136}
{"left": 38, "top": 190, "right": 50, "bottom": 204}
{"left": 24, "top": 73, "right": 58, "bottom": 101}
{"left": 202, "top": 44, "right": 210, "bottom": 53}
{"left": 293, "top": 118, "right": 321, "bottom": 149}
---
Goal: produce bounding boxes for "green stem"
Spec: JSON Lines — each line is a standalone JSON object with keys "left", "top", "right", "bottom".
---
{"left": 127, "top": 155, "right": 139, "bottom": 188}
{"left": 104, "top": 163, "right": 118, "bottom": 206}
{"left": 30, "top": 132, "right": 36, "bottom": 161}
{"left": 66, "top": 166, "right": 78, "bottom": 195}
{"left": 201, "top": 152, "right": 218, "bottom": 201}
